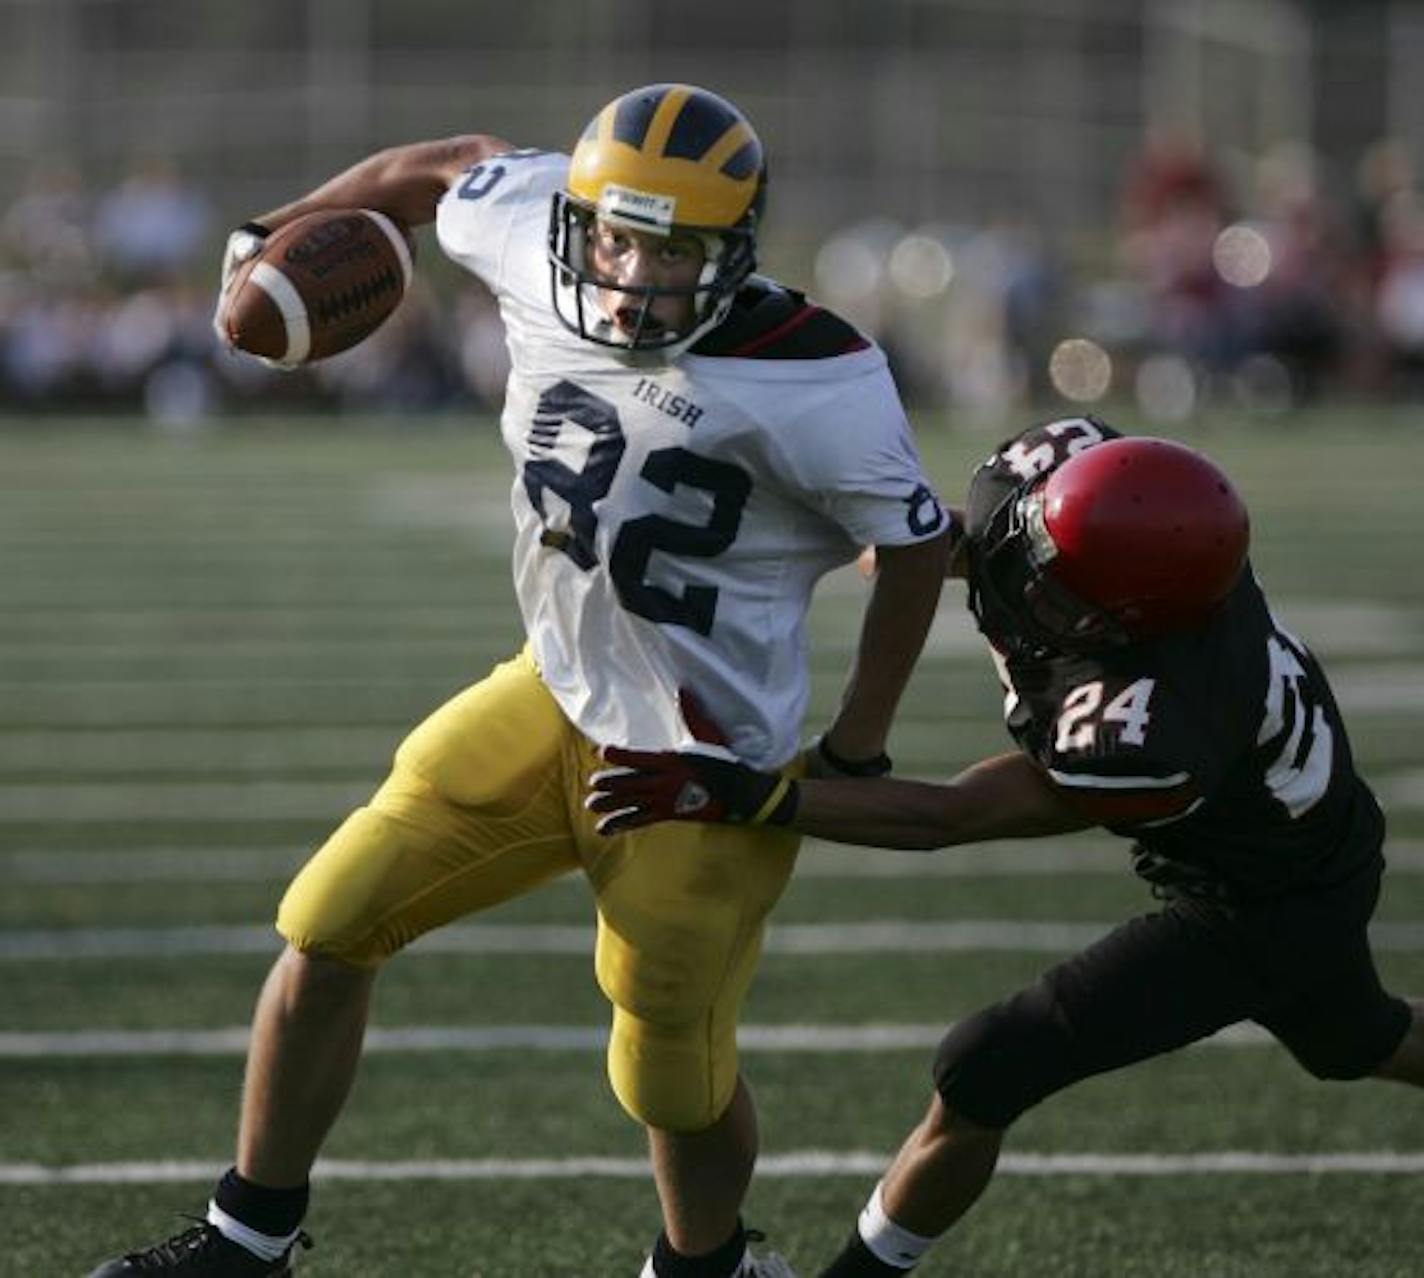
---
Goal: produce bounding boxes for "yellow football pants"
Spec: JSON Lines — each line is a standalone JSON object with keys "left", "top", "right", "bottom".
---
{"left": 276, "top": 648, "right": 801, "bottom": 1132}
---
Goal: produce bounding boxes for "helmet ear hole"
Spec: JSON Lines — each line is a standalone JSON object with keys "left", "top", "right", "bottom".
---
{"left": 562, "top": 202, "right": 592, "bottom": 286}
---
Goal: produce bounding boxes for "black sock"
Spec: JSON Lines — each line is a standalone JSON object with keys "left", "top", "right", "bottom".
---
{"left": 651, "top": 1220, "right": 747, "bottom": 1277}
{"left": 818, "top": 1228, "right": 911, "bottom": 1277}
{"left": 212, "top": 1167, "right": 310, "bottom": 1237}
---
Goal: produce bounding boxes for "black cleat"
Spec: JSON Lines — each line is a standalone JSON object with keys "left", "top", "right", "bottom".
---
{"left": 86, "top": 1220, "right": 311, "bottom": 1276}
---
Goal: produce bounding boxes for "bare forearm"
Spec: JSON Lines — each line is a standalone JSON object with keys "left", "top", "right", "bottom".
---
{"left": 587, "top": 745, "right": 1095, "bottom": 846}
{"left": 253, "top": 134, "right": 512, "bottom": 231}
{"left": 825, "top": 531, "right": 952, "bottom": 759}
{"left": 793, "top": 753, "right": 1093, "bottom": 850}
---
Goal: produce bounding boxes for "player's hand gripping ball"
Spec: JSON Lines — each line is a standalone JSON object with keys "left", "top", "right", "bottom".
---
{"left": 215, "top": 209, "right": 414, "bottom": 368}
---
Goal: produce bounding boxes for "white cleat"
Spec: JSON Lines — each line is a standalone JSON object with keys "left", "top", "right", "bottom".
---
{"left": 637, "top": 1246, "right": 797, "bottom": 1277}
{"left": 739, "top": 1252, "right": 797, "bottom": 1278}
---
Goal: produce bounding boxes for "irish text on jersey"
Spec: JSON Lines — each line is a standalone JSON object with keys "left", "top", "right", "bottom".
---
{"left": 633, "top": 377, "right": 705, "bottom": 428}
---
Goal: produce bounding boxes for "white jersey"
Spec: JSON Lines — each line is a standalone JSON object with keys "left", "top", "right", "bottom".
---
{"left": 436, "top": 150, "right": 945, "bottom": 767}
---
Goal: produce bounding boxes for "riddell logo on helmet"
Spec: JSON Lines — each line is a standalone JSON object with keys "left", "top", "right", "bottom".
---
{"left": 599, "top": 185, "right": 677, "bottom": 230}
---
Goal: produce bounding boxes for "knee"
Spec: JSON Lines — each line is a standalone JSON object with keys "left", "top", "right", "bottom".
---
{"left": 1282, "top": 996, "right": 1414, "bottom": 1082}
{"left": 1291, "top": 1043, "right": 1378, "bottom": 1082}
{"left": 933, "top": 984, "right": 1073, "bottom": 1129}
{"left": 1374, "top": 999, "right": 1424, "bottom": 1084}
{"left": 916, "top": 1091, "right": 1005, "bottom": 1157}
{"left": 606, "top": 1008, "right": 736, "bottom": 1132}
{"left": 596, "top": 926, "right": 740, "bottom": 1130}
{"left": 276, "top": 807, "right": 420, "bottom": 966}
{"left": 268, "top": 945, "right": 375, "bottom": 1011}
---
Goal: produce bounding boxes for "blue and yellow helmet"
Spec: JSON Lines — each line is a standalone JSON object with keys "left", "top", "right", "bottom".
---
{"left": 549, "top": 83, "right": 768, "bottom": 353}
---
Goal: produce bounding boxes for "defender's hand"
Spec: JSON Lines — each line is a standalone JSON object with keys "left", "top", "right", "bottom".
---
{"left": 587, "top": 746, "right": 798, "bottom": 836}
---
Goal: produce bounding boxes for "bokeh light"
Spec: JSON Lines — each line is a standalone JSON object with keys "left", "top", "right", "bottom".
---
{"left": 1134, "top": 352, "right": 1197, "bottom": 421}
{"left": 814, "top": 232, "right": 886, "bottom": 305}
{"left": 1213, "top": 223, "right": 1272, "bottom": 288}
{"left": 888, "top": 233, "right": 955, "bottom": 299}
{"left": 1048, "top": 337, "right": 1112, "bottom": 402}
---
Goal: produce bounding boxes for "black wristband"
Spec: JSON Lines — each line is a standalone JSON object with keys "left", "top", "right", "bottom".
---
{"left": 816, "top": 735, "right": 892, "bottom": 777}
{"left": 238, "top": 221, "right": 271, "bottom": 239}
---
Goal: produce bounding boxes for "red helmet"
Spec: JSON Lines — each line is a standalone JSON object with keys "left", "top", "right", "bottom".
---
{"left": 970, "top": 435, "right": 1250, "bottom": 655}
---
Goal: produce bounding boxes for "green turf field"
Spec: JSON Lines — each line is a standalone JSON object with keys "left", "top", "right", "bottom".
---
{"left": 5, "top": 409, "right": 1424, "bottom": 1276}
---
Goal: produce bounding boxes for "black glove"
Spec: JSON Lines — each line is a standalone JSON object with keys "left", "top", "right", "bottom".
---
{"left": 587, "top": 746, "right": 798, "bottom": 837}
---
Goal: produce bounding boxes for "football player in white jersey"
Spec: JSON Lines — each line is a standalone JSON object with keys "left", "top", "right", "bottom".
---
{"left": 86, "top": 85, "right": 952, "bottom": 1278}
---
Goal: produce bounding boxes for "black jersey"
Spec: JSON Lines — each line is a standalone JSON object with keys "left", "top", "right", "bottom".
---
{"left": 970, "top": 421, "right": 1384, "bottom": 899}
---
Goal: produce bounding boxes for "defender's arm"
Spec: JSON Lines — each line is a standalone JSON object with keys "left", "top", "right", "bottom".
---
{"left": 589, "top": 747, "right": 1094, "bottom": 849}
{"left": 791, "top": 752, "right": 1093, "bottom": 849}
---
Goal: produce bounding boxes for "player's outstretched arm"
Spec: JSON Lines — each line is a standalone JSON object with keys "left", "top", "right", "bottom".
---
{"left": 793, "top": 752, "right": 1094, "bottom": 849}
{"left": 589, "top": 747, "right": 1093, "bottom": 849}
{"left": 213, "top": 134, "right": 515, "bottom": 323}
{"left": 251, "top": 134, "right": 515, "bottom": 232}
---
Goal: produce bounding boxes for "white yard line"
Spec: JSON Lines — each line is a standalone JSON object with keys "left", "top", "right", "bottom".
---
{"left": 8, "top": 666, "right": 1424, "bottom": 710}
{"left": 8, "top": 919, "right": 1424, "bottom": 961}
{"left": 1, "top": 839, "right": 1127, "bottom": 884}
{"left": 3, "top": 847, "right": 313, "bottom": 883}
{"left": 9, "top": 839, "right": 1424, "bottom": 885}
{"left": 4, "top": 839, "right": 1127, "bottom": 884}
{"left": 939, "top": 599, "right": 1424, "bottom": 662}
{"left": 6, "top": 767, "right": 1424, "bottom": 824}
{"left": 799, "top": 840, "right": 1424, "bottom": 878}
{"left": 0, "top": 781, "right": 373, "bottom": 823}
{"left": 0, "top": 1021, "right": 1272, "bottom": 1059}
{"left": 4, "top": 1150, "right": 1422, "bottom": 1185}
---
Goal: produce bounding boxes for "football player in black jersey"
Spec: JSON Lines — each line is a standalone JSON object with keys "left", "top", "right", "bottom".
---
{"left": 588, "top": 416, "right": 1424, "bottom": 1277}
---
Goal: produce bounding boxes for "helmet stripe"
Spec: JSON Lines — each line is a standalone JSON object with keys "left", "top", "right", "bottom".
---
{"left": 612, "top": 84, "right": 666, "bottom": 148}
{"left": 663, "top": 91, "right": 742, "bottom": 161}
{"left": 719, "top": 139, "right": 761, "bottom": 181}
{"left": 611, "top": 85, "right": 672, "bottom": 149}
{"left": 641, "top": 85, "right": 692, "bottom": 159}
{"left": 703, "top": 122, "right": 755, "bottom": 174}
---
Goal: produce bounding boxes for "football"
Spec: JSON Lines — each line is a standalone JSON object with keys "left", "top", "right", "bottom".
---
{"left": 218, "top": 208, "right": 414, "bottom": 368}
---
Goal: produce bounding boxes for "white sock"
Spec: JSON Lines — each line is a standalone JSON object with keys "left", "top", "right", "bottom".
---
{"left": 206, "top": 1201, "right": 302, "bottom": 1262}
{"left": 858, "top": 1180, "right": 937, "bottom": 1270}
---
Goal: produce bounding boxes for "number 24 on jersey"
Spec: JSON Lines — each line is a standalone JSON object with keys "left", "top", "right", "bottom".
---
{"left": 1055, "top": 678, "right": 1156, "bottom": 752}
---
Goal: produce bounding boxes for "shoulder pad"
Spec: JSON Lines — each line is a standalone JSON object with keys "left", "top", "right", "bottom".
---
{"left": 693, "top": 278, "right": 869, "bottom": 360}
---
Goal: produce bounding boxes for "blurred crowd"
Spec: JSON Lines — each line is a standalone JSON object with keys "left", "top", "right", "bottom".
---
{"left": 817, "top": 133, "right": 1424, "bottom": 421}
{"left": 3, "top": 137, "right": 1424, "bottom": 425}
{"left": 0, "top": 157, "right": 511, "bottom": 426}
